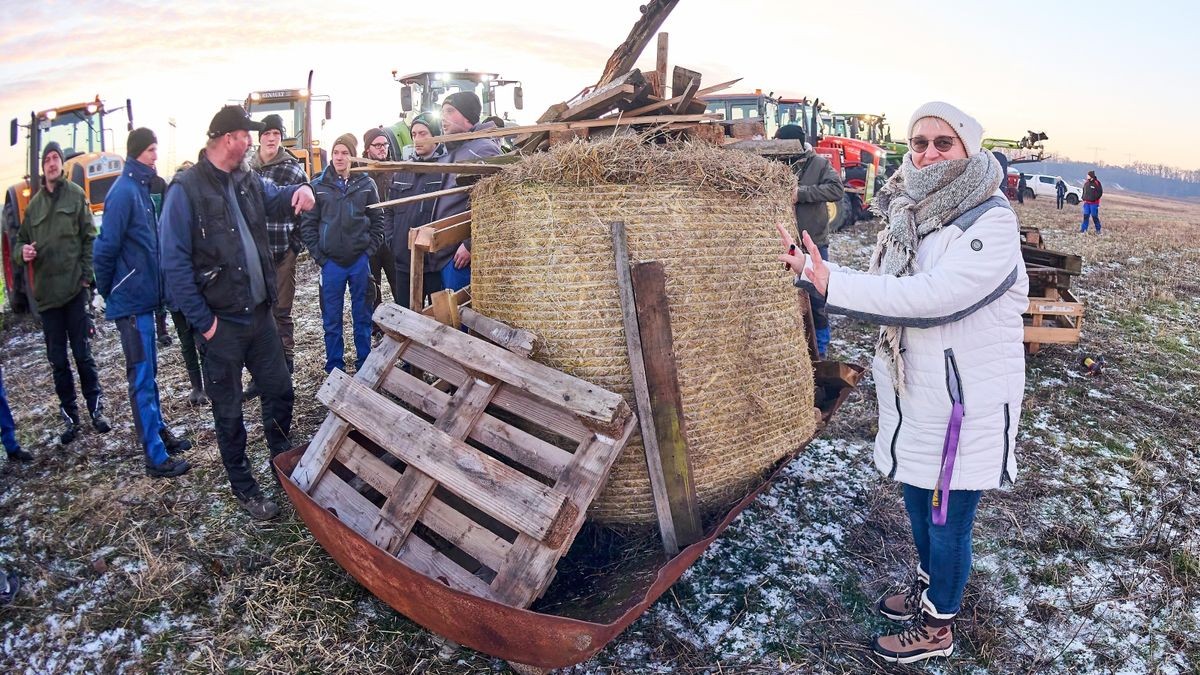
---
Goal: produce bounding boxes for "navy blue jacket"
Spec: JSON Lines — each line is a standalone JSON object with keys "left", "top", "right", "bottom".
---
{"left": 300, "top": 166, "right": 384, "bottom": 268}
{"left": 93, "top": 158, "right": 162, "bottom": 319}
{"left": 160, "top": 156, "right": 305, "bottom": 333}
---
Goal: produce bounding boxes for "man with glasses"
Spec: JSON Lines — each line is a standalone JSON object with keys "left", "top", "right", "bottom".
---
{"left": 160, "top": 106, "right": 315, "bottom": 521}
{"left": 362, "top": 128, "right": 400, "bottom": 315}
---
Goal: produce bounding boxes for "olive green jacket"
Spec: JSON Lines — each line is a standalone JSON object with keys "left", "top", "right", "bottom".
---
{"left": 14, "top": 180, "right": 95, "bottom": 311}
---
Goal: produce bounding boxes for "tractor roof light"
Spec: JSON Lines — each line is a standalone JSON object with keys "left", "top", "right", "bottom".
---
{"left": 44, "top": 110, "right": 57, "bottom": 121}
{"left": 250, "top": 92, "right": 262, "bottom": 102}
{"left": 298, "top": 88, "right": 309, "bottom": 98}
{"left": 86, "top": 103, "right": 98, "bottom": 114}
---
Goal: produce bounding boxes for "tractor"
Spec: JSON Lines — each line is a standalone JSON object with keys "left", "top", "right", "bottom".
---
{"left": 4, "top": 95, "right": 131, "bottom": 313}
{"left": 242, "top": 70, "right": 332, "bottom": 177}
{"left": 393, "top": 70, "right": 524, "bottom": 125}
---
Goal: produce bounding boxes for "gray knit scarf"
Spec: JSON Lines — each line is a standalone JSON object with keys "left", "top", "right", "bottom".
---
{"left": 867, "top": 150, "right": 1004, "bottom": 393}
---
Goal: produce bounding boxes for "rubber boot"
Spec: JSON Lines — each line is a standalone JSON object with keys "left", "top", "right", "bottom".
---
{"left": 186, "top": 367, "right": 208, "bottom": 407}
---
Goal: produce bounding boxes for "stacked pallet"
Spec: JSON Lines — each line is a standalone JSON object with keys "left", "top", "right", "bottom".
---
{"left": 1021, "top": 226, "right": 1085, "bottom": 353}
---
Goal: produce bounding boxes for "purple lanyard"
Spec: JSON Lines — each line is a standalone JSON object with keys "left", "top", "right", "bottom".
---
{"left": 931, "top": 401, "right": 964, "bottom": 526}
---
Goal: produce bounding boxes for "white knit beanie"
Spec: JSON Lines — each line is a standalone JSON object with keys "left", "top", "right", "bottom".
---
{"left": 907, "top": 101, "right": 983, "bottom": 154}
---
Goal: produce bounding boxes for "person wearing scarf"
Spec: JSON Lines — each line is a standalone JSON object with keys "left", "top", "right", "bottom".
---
{"left": 780, "top": 102, "right": 1028, "bottom": 664}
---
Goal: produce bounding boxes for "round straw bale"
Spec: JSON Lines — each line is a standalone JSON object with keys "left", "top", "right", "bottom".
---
{"left": 470, "top": 137, "right": 814, "bottom": 524}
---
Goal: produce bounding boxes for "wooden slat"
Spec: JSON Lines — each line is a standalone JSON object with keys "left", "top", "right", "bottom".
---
{"left": 460, "top": 307, "right": 535, "bottom": 358}
{"left": 430, "top": 289, "right": 462, "bottom": 329}
{"left": 490, "top": 420, "right": 637, "bottom": 606}
{"left": 428, "top": 221, "right": 471, "bottom": 253}
{"left": 654, "top": 32, "right": 668, "bottom": 98}
{"left": 611, "top": 221, "right": 679, "bottom": 555}
{"left": 352, "top": 161, "right": 503, "bottom": 176}
{"left": 370, "top": 184, "right": 471, "bottom": 210}
{"left": 671, "top": 66, "right": 700, "bottom": 99}
{"left": 427, "top": 113, "right": 719, "bottom": 146}
{"left": 317, "top": 370, "right": 577, "bottom": 547}
{"left": 381, "top": 366, "right": 573, "bottom": 479}
{"left": 631, "top": 261, "right": 702, "bottom": 547}
{"left": 409, "top": 245, "right": 427, "bottom": 311}
{"left": 1023, "top": 325, "right": 1081, "bottom": 344}
{"left": 372, "top": 377, "right": 499, "bottom": 553}
{"left": 625, "top": 78, "right": 742, "bottom": 117}
{"left": 397, "top": 530, "right": 498, "bottom": 600}
{"left": 568, "top": 72, "right": 642, "bottom": 121}
{"left": 374, "top": 304, "right": 628, "bottom": 433}
{"left": 410, "top": 211, "right": 472, "bottom": 249}
{"left": 336, "top": 439, "right": 512, "bottom": 572}
{"left": 400, "top": 342, "right": 591, "bottom": 443}
{"left": 1027, "top": 299, "right": 1085, "bottom": 317}
{"left": 291, "top": 337, "right": 409, "bottom": 491}
{"left": 595, "top": 0, "right": 680, "bottom": 88}
{"left": 671, "top": 77, "right": 699, "bottom": 115}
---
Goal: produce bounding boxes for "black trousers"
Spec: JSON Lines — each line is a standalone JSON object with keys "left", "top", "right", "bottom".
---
{"left": 40, "top": 288, "right": 102, "bottom": 419}
{"left": 393, "top": 265, "right": 444, "bottom": 311}
{"left": 198, "top": 304, "right": 293, "bottom": 499}
{"left": 369, "top": 246, "right": 400, "bottom": 310}
{"left": 170, "top": 309, "right": 202, "bottom": 379}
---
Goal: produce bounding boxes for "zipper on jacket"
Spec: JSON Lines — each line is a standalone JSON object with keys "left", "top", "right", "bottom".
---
{"left": 887, "top": 393, "right": 902, "bottom": 478}
{"left": 943, "top": 348, "right": 965, "bottom": 407}
{"left": 1000, "top": 403, "right": 1013, "bottom": 486}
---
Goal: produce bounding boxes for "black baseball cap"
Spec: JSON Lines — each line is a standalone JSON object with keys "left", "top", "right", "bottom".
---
{"left": 207, "top": 105, "right": 265, "bottom": 138}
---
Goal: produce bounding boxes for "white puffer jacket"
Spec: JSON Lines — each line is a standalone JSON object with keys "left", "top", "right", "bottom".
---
{"left": 822, "top": 193, "right": 1027, "bottom": 490}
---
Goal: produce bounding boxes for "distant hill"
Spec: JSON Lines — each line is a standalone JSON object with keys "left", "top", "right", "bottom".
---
{"left": 1009, "top": 158, "right": 1200, "bottom": 200}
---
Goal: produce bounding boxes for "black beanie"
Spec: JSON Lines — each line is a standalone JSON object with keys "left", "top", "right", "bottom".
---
{"left": 410, "top": 113, "right": 442, "bottom": 138}
{"left": 260, "top": 114, "right": 285, "bottom": 138}
{"left": 127, "top": 127, "right": 157, "bottom": 159}
{"left": 443, "top": 91, "right": 482, "bottom": 126}
{"left": 775, "top": 124, "right": 806, "bottom": 140}
{"left": 42, "top": 141, "right": 64, "bottom": 165}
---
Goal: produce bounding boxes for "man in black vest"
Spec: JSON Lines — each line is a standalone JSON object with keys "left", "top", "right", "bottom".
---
{"left": 160, "top": 106, "right": 315, "bottom": 521}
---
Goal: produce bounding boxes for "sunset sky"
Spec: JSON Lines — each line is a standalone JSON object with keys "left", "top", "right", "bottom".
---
{"left": 2, "top": 0, "right": 1197, "bottom": 187}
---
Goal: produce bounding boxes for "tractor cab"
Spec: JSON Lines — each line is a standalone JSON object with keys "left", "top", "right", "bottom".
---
{"left": 393, "top": 71, "right": 524, "bottom": 125}
{"left": 243, "top": 71, "right": 332, "bottom": 177}
{"left": 700, "top": 91, "right": 781, "bottom": 139}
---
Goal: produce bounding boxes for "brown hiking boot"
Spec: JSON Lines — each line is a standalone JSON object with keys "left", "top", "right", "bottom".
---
{"left": 872, "top": 593, "right": 955, "bottom": 664}
{"left": 877, "top": 566, "right": 929, "bottom": 622}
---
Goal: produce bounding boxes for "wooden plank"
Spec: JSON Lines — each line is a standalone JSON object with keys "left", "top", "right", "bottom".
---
{"left": 625, "top": 78, "right": 742, "bottom": 117}
{"left": 374, "top": 304, "right": 629, "bottom": 432}
{"left": 409, "top": 245, "right": 427, "bottom": 310}
{"left": 352, "top": 161, "right": 503, "bottom": 176}
{"left": 430, "top": 289, "right": 463, "bottom": 329}
{"left": 397, "top": 530, "right": 498, "bottom": 600}
{"left": 370, "top": 184, "right": 471, "bottom": 210}
{"left": 371, "top": 377, "right": 499, "bottom": 553}
{"left": 671, "top": 66, "right": 700, "bottom": 99}
{"left": 490, "top": 420, "right": 637, "bottom": 606}
{"left": 381, "top": 366, "right": 573, "bottom": 480}
{"left": 563, "top": 79, "right": 639, "bottom": 122}
{"left": 291, "top": 337, "right": 409, "bottom": 491}
{"left": 654, "top": 32, "right": 668, "bottom": 98}
{"left": 595, "top": 0, "right": 680, "bottom": 87}
{"left": 311, "top": 470, "right": 396, "bottom": 540}
{"left": 336, "top": 439, "right": 512, "bottom": 572}
{"left": 429, "top": 113, "right": 718, "bottom": 145}
{"left": 610, "top": 221, "right": 679, "bottom": 555}
{"left": 631, "top": 261, "right": 702, "bottom": 547}
{"left": 460, "top": 307, "right": 536, "bottom": 358}
{"left": 1027, "top": 300, "right": 1085, "bottom": 317}
{"left": 671, "top": 77, "right": 699, "bottom": 115}
{"left": 317, "top": 370, "right": 578, "bottom": 547}
{"left": 400, "top": 342, "right": 592, "bottom": 443}
{"left": 1023, "top": 325, "right": 1081, "bottom": 344}
{"left": 410, "top": 211, "right": 472, "bottom": 249}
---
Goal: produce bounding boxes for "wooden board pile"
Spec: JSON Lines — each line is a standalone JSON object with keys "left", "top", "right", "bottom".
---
{"left": 1020, "top": 226, "right": 1085, "bottom": 353}
{"left": 289, "top": 300, "right": 636, "bottom": 608}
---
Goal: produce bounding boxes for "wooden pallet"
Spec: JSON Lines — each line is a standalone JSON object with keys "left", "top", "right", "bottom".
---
{"left": 290, "top": 303, "right": 635, "bottom": 608}
{"left": 1025, "top": 287, "right": 1083, "bottom": 353}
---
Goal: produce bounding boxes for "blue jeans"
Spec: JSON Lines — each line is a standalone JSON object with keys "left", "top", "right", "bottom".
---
{"left": 115, "top": 313, "right": 169, "bottom": 466}
{"left": 0, "top": 366, "right": 20, "bottom": 454}
{"left": 1080, "top": 202, "right": 1101, "bottom": 232}
{"left": 902, "top": 484, "right": 983, "bottom": 616}
{"left": 320, "top": 255, "right": 373, "bottom": 373}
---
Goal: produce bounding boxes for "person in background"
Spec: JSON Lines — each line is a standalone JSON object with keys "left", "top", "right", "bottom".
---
{"left": 14, "top": 142, "right": 111, "bottom": 445}
{"left": 362, "top": 128, "right": 401, "bottom": 317}
{"left": 1055, "top": 177, "right": 1067, "bottom": 210}
{"left": 300, "top": 133, "right": 385, "bottom": 373}
{"left": 1081, "top": 170, "right": 1103, "bottom": 233}
{"left": 0, "top": 365, "right": 31, "bottom": 462}
{"left": 390, "top": 113, "right": 447, "bottom": 310}
{"left": 781, "top": 102, "right": 1027, "bottom": 664}
{"left": 777, "top": 124, "right": 844, "bottom": 358}
{"left": 1016, "top": 173, "right": 1026, "bottom": 204}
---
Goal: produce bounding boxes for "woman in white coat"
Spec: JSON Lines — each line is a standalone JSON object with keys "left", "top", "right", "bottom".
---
{"left": 780, "top": 101, "right": 1028, "bottom": 664}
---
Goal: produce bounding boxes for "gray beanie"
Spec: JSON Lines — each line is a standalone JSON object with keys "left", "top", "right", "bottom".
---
{"left": 907, "top": 101, "right": 984, "bottom": 154}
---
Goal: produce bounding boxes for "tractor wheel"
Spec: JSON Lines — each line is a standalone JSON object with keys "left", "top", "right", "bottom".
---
{"left": 1023, "top": 188, "right": 1035, "bottom": 201}
{"left": 1066, "top": 194, "right": 1079, "bottom": 205}
{"left": 2, "top": 200, "right": 30, "bottom": 314}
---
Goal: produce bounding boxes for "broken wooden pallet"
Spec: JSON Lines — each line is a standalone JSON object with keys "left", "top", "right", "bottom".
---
{"left": 290, "top": 303, "right": 635, "bottom": 608}
{"left": 1024, "top": 287, "right": 1084, "bottom": 354}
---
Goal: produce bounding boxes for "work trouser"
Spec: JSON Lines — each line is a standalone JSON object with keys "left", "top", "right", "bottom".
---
{"left": 273, "top": 248, "right": 299, "bottom": 363}
{"left": 198, "top": 303, "right": 294, "bottom": 500}
{"left": 393, "top": 265, "right": 444, "bottom": 311}
{"left": 171, "top": 309, "right": 202, "bottom": 380}
{"left": 1081, "top": 202, "right": 1101, "bottom": 233}
{"left": 1056, "top": 194, "right": 1065, "bottom": 209}
{"left": 115, "top": 313, "right": 170, "bottom": 467}
{"left": 320, "top": 254, "right": 373, "bottom": 373}
{"left": 40, "top": 289, "right": 103, "bottom": 420}
{"left": 369, "top": 245, "right": 400, "bottom": 311}
{"left": 0, "top": 366, "right": 19, "bottom": 453}
{"left": 903, "top": 484, "right": 983, "bottom": 616}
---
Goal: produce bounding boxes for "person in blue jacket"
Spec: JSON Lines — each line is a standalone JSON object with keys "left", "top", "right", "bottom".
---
{"left": 160, "top": 107, "right": 315, "bottom": 521}
{"left": 93, "top": 128, "right": 193, "bottom": 478}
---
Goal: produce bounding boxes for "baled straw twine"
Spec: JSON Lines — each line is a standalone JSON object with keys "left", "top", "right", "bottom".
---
{"left": 471, "top": 137, "right": 816, "bottom": 524}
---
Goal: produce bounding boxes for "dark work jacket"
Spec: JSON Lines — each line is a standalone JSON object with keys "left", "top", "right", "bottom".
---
{"left": 93, "top": 157, "right": 162, "bottom": 319}
{"left": 792, "top": 151, "right": 844, "bottom": 248}
{"left": 432, "top": 121, "right": 502, "bottom": 269}
{"left": 160, "top": 156, "right": 304, "bottom": 332}
{"left": 1082, "top": 177, "right": 1103, "bottom": 203}
{"left": 390, "top": 145, "right": 447, "bottom": 273}
{"left": 300, "top": 166, "right": 384, "bottom": 268}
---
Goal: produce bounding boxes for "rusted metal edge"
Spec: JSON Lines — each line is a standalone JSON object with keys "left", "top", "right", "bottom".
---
{"left": 274, "top": 362, "right": 864, "bottom": 670}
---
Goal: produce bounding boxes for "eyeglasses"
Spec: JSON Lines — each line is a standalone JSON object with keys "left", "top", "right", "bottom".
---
{"left": 909, "top": 136, "right": 957, "bottom": 152}
{"left": 369, "top": 141, "right": 389, "bottom": 149}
